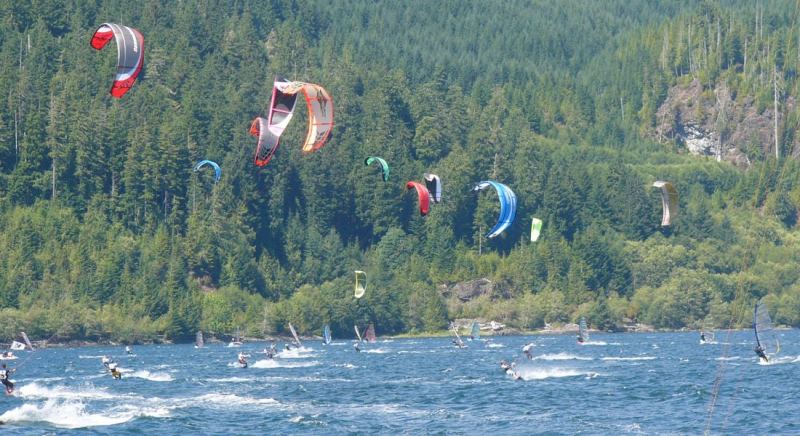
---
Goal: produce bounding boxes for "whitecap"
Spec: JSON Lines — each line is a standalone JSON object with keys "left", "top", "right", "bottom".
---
{"left": 124, "top": 370, "right": 173, "bottom": 382}
{"left": 251, "top": 359, "right": 320, "bottom": 369}
{"left": 0, "top": 399, "right": 168, "bottom": 429}
{"left": 15, "top": 383, "right": 116, "bottom": 401}
{"left": 534, "top": 353, "right": 593, "bottom": 361}
{"left": 601, "top": 356, "right": 656, "bottom": 361}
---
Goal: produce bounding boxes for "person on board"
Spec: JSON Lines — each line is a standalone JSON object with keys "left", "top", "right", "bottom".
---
{"left": 0, "top": 364, "right": 15, "bottom": 394}
{"left": 108, "top": 362, "right": 122, "bottom": 380}
{"left": 754, "top": 345, "right": 768, "bottom": 363}
{"left": 522, "top": 343, "right": 534, "bottom": 359}
{"left": 700, "top": 332, "right": 706, "bottom": 343}
{"left": 353, "top": 342, "right": 361, "bottom": 352}
{"left": 577, "top": 334, "right": 585, "bottom": 344}
{"left": 500, "top": 360, "right": 512, "bottom": 373}
{"left": 238, "top": 352, "right": 249, "bottom": 368}
{"left": 125, "top": 345, "right": 133, "bottom": 355}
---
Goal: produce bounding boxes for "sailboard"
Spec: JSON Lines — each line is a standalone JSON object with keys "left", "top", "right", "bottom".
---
{"left": 754, "top": 299, "right": 780, "bottom": 361}
{"left": 195, "top": 331, "right": 205, "bottom": 348}
{"left": 452, "top": 327, "right": 466, "bottom": 348}
{"left": 365, "top": 323, "right": 377, "bottom": 343}
{"left": 20, "top": 332, "right": 33, "bottom": 351}
{"left": 469, "top": 321, "right": 480, "bottom": 340}
{"left": 228, "top": 327, "right": 243, "bottom": 347}
{"left": 9, "top": 341, "right": 25, "bottom": 351}
{"left": 323, "top": 324, "right": 332, "bottom": 345}
{"left": 288, "top": 323, "right": 302, "bottom": 347}
{"left": 578, "top": 317, "right": 589, "bottom": 344}
{"left": 354, "top": 325, "right": 363, "bottom": 342}
{"left": 700, "top": 318, "right": 716, "bottom": 344}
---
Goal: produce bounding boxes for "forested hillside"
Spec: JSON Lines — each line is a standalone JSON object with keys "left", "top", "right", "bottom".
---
{"left": 1, "top": 0, "right": 799, "bottom": 343}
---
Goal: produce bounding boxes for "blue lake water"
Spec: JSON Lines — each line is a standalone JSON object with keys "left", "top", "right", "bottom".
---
{"left": 0, "top": 330, "right": 798, "bottom": 434}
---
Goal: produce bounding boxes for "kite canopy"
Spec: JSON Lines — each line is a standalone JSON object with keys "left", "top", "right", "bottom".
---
{"left": 365, "top": 156, "right": 390, "bottom": 182}
{"left": 354, "top": 270, "right": 367, "bottom": 298}
{"left": 252, "top": 76, "right": 334, "bottom": 166}
{"left": 652, "top": 181, "right": 678, "bottom": 226}
{"left": 405, "top": 181, "right": 431, "bottom": 216}
{"left": 530, "top": 217, "right": 543, "bottom": 242}
{"left": 473, "top": 181, "right": 517, "bottom": 238}
{"left": 90, "top": 23, "right": 144, "bottom": 98}
{"left": 424, "top": 173, "right": 442, "bottom": 203}
{"left": 194, "top": 160, "right": 221, "bottom": 183}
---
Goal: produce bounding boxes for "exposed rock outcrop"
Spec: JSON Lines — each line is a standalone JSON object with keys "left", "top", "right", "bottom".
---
{"left": 439, "top": 278, "right": 493, "bottom": 302}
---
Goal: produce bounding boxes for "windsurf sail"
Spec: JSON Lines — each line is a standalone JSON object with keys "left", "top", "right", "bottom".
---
{"left": 365, "top": 323, "right": 377, "bottom": 343}
{"left": 196, "top": 331, "right": 204, "bottom": 348}
{"left": 288, "top": 323, "right": 302, "bottom": 347}
{"left": 452, "top": 327, "right": 466, "bottom": 347}
{"left": 470, "top": 321, "right": 480, "bottom": 340}
{"left": 700, "top": 318, "right": 715, "bottom": 344}
{"left": 754, "top": 299, "right": 780, "bottom": 357}
{"left": 354, "top": 325, "right": 363, "bottom": 342}
{"left": 323, "top": 324, "right": 332, "bottom": 345}
{"left": 9, "top": 341, "right": 25, "bottom": 351}
{"left": 578, "top": 317, "right": 589, "bottom": 343}
{"left": 20, "top": 332, "right": 33, "bottom": 351}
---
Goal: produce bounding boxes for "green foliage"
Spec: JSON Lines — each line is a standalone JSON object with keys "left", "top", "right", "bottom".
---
{"left": 0, "top": 0, "right": 800, "bottom": 343}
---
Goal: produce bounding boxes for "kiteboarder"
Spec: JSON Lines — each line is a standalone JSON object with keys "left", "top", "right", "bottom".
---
{"left": 522, "top": 343, "right": 534, "bottom": 359}
{"left": 125, "top": 345, "right": 133, "bottom": 355}
{"left": 754, "top": 345, "right": 768, "bottom": 363}
{"left": 500, "top": 360, "right": 512, "bottom": 373}
{"left": 0, "top": 364, "right": 15, "bottom": 394}
{"left": 700, "top": 332, "right": 706, "bottom": 343}
{"left": 101, "top": 355, "right": 114, "bottom": 369}
{"left": 354, "top": 342, "right": 361, "bottom": 352}
{"left": 238, "top": 352, "right": 249, "bottom": 368}
{"left": 108, "top": 362, "right": 122, "bottom": 380}
{"left": 576, "top": 334, "right": 585, "bottom": 344}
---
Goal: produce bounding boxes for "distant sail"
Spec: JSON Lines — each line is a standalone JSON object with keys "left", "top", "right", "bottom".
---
{"left": 578, "top": 317, "right": 589, "bottom": 343}
{"left": 530, "top": 217, "right": 543, "bottom": 242}
{"left": 9, "top": 341, "right": 25, "bottom": 351}
{"left": 452, "top": 326, "right": 465, "bottom": 347}
{"left": 323, "top": 324, "right": 332, "bottom": 345}
{"left": 754, "top": 299, "right": 779, "bottom": 357}
{"left": 470, "top": 321, "right": 480, "bottom": 340}
{"left": 289, "top": 323, "right": 302, "bottom": 347}
{"left": 354, "top": 270, "right": 367, "bottom": 299}
{"left": 21, "top": 332, "right": 33, "bottom": 351}
{"left": 365, "top": 323, "right": 377, "bottom": 343}
{"left": 700, "top": 318, "right": 715, "bottom": 344}
{"left": 354, "top": 325, "right": 363, "bottom": 342}
{"left": 196, "top": 331, "right": 205, "bottom": 348}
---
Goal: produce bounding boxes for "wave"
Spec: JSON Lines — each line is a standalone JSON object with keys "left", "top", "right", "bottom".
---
{"left": 277, "top": 347, "right": 316, "bottom": 359}
{"left": 487, "top": 343, "right": 505, "bottom": 348}
{"left": 16, "top": 383, "right": 116, "bottom": 401}
{"left": 251, "top": 359, "right": 320, "bottom": 369}
{"left": 534, "top": 353, "right": 593, "bottom": 361}
{"left": 582, "top": 341, "right": 609, "bottom": 346}
{"left": 191, "top": 393, "right": 281, "bottom": 409}
{"left": 0, "top": 399, "right": 168, "bottom": 429}
{"left": 512, "top": 367, "right": 590, "bottom": 381}
{"left": 601, "top": 356, "right": 656, "bottom": 361}
{"left": 362, "top": 348, "right": 389, "bottom": 354}
{"left": 124, "top": 370, "right": 173, "bottom": 382}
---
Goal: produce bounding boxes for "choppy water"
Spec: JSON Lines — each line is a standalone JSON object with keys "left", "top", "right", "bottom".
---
{"left": 1, "top": 330, "right": 798, "bottom": 434}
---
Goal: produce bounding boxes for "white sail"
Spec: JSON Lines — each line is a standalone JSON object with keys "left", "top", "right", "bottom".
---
{"left": 288, "top": 323, "right": 302, "bottom": 347}
{"left": 578, "top": 317, "right": 589, "bottom": 343}
{"left": 354, "top": 325, "right": 363, "bottom": 342}
{"left": 196, "top": 331, "right": 204, "bottom": 348}
{"left": 754, "top": 299, "right": 779, "bottom": 357}
{"left": 21, "top": 332, "right": 33, "bottom": 351}
{"left": 470, "top": 321, "right": 480, "bottom": 340}
{"left": 9, "top": 341, "right": 25, "bottom": 351}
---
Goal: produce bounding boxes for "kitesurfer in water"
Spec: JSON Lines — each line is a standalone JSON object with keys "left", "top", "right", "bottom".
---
{"left": 0, "top": 364, "right": 15, "bottom": 394}
{"left": 754, "top": 345, "right": 768, "bottom": 363}
{"left": 522, "top": 343, "right": 534, "bottom": 359}
{"left": 101, "top": 355, "right": 113, "bottom": 369}
{"left": 238, "top": 352, "right": 249, "bottom": 368}
{"left": 108, "top": 362, "right": 122, "bottom": 380}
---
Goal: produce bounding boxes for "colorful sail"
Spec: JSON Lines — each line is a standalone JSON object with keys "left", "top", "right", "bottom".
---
{"left": 196, "top": 331, "right": 205, "bottom": 348}
{"left": 530, "top": 217, "right": 543, "bottom": 242}
{"left": 652, "top": 181, "right": 678, "bottom": 226}
{"left": 424, "top": 173, "right": 442, "bottom": 204}
{"left": 578, "top": 317, "right": 589, "bottom": 343}
{"left": 470, "top": 321, "right": 480, "bottom": 340}
{"left": 289, "top": 323, "right": 302, "bottom": 347}
{"left": 473, "top": 181, "right": 517, "bottom": 238}
{"left": 405, "top": 181, "right": 431, "bottom": 216}
{"left": 194, "top": 160, "right": 221, "bottom": 183}
{"left": 354, "top": 270, "right": 367, "bottom": 298}
{"left": 365, "top": 323, "right": 377, "bottom": 343}
{"left": 323, "top": 324, "right": 332, "bottom": 345}
{"left": 365, "top": 157, "right": 390, "bottom": 182}
{"left": 90, "top": 23, "right": 144, "bottom": 98}
{"left": 754, "top": 299, "right": 779, "bottom": 357}
{"left": 20, "top": 332, "right": 33, "bottom": 351}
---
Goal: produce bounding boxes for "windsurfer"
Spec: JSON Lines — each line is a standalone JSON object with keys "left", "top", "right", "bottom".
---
{"left": 700, "top": 332, "right": 706, "bottom": 343}
{"left": 354, "top": 342, "right": 361, "bottom": 352}
{"left": 754, "top": 345, "right": 768, "bottom": 363}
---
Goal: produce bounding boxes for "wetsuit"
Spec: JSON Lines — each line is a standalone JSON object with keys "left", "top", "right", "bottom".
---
{"left": 755, "top": 346, "right": 768, "bottom": 362}
{"left": 108, "top": 363, "right": 122, "bottom": 380}
{"left": 0, "top": 367, "right": 15, "bottom": 393}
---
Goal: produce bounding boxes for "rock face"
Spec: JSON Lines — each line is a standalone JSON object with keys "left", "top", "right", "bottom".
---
{"left": 440, "top": 278, "right": 493, "bottom": 302}
{"left": 654, "top": 78, "right": 797, "bottom": 167}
